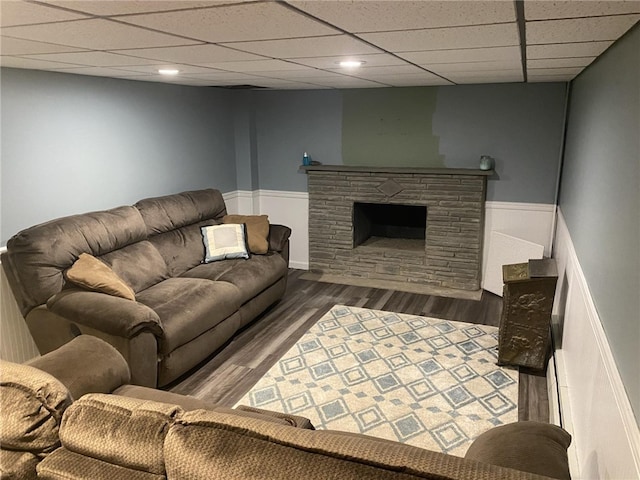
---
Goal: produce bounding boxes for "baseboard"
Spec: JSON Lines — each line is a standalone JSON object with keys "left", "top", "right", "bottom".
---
{"left": 553, "top": 210, "right": 640, "bottom": 479}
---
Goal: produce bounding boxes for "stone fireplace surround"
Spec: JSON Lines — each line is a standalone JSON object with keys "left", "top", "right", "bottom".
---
{"left": 304, "top": 165, "right": 491, "bottom": 292}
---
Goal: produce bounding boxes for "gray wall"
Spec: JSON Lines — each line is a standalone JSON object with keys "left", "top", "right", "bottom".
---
{"left": 1, "top": 68, "right": 237, "bottom": 245}
{"left": 433, "top": 83, "right": 566, "bottom": 203}
{"left": 559, "top": 25, "right": 640, "bottom": 423}
{"left": 252, "top": 90, "right": 343, "bottom": 193}
{"left": 252, "top": 83, "right": 566, "bottom": 203}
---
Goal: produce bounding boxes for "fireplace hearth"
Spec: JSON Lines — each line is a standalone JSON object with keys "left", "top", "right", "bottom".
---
{"left": 304, "top": 165, "right": 491, "bottom": 291}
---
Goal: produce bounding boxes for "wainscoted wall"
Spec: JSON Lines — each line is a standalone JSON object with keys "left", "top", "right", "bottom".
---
{"left": 0, "top": 248, "right": 39, "bottom": 363}
{"left": 553, "top": 211, "right": 640, "bottom": 479}
{"left": 224, "top": 190, "right": 309, "bottom": 270}
{"left": 226, "top": 190, "right": 556, "bottom": 279}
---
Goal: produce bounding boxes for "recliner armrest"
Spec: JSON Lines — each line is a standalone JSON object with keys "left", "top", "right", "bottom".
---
{"left": 268, "top": 224, "right": 291, "bottom": 253}
{"left": 46, "top": 289, "right": 163, "bottom": 339}
{"left": 27, "top": 335, "right": 131, "bottom": 400}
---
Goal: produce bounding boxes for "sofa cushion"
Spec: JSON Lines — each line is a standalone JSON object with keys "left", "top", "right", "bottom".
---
{"left": 66, "top": 253, "right": 135, "bottom": 301}
{"left": 99, "top": 241, "right": 169, "bottom": 293}
{"left": 165, "top": 410, "right": 543, "bottom": 480}
{"left": 465, "top": 421, "right": 571, "bottom": 480}
{"left": 58, "top": 394, "right": 180, "bottom": 476}
{"left": 36, "top": 448, "right": 164, "bottom": 480}
{"left": 136, "top": 278, "right": 242, "bottom": 354}
{"left": 0, "top": 360, "right": 71, "bottom": 453}
{"left": 201, "top": 224, "right": 250, "bottom": 262}
{"left": 216, "top": 253, "right": 288, "bottom": 304}
{"left": 147, "top": 220, "right": 217, "bottom": 277}
{"left": 223, "top": 214, "right": 270, "bottom": 254}
{"left": 135, "top": 188, "right": 226, "bottom": 236}
{"left": 0, "top": 449, "right": 39, "bottom": 480}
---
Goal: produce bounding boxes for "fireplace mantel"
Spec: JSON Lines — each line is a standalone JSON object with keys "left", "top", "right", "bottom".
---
{"left": 300, "top": 165, "right": 494, "bottom": 176}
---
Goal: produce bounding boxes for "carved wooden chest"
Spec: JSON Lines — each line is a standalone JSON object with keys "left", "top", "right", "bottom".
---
{"left": 498, "top": 259, "right": 558, "bottom": 370}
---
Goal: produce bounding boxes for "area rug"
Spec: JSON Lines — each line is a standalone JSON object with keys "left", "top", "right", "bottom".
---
{"left": 235, "top": 305, "right": 518, "bottom": 456}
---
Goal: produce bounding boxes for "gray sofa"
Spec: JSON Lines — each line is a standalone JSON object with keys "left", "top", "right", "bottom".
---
{"left": 1, "top": 188, "right": 291, "bottom": 387}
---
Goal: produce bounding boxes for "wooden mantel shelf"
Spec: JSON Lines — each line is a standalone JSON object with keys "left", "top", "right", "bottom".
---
{"left": 299, "top": 165, "right": 494, "bottom": 176}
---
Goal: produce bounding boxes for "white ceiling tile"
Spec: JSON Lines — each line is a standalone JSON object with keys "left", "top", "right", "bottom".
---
{"left": 222, "top": 35, "right": 381, "bottom": 59}
{"left": 51, "top": 66, "right": 153, "bottom": 77}
{"left": 2, "top": 18, "right": 199, "bottom": 50}
{"left": 397, "top": 46, "right": 521, "bottom": 64}
{"left": 47, "top": 1, "right": 231, "bottom": 16}
{"left": 367, "top": 74, "right": 454, "bottom": 87}
{"left": 444, "top": 70, "right": 524, "bottom": 83}
{"left": 448, "top": 74, "right": 524, "bottom": 84}
{"left": 116, "top": 44, "right": 264, "bottom": 64}
{"left": 23, "top": 51, "right": 162, "bottom": 67}
{"left": 527, "top": 41, "right": 613, "bottom": 59}
{"left": 360, "top": 23, "right": 520, "bottom": 52}
{"left": 182, "top": 71, "right": 270, "bottom": 81}
{"left": 527, "top": 57, "right": 594, "bottom": 69}
{"left": 0, "top": 0, "right": 90, "bottom": 27}
{"left": 201, "top": 59, "right": 312, "bottom": 73}
{"left": 303, "top": 76, "right": 387, "bottom": 88}
{"left": 527, "top": 15, "right": 640, "bottom": 44}
{"left": 0, "top": 55, "right": 82, "bottom": 69}
{"left": 110, "top": 64, "right": 225, "bottom": 74}
{"left": 526, "top": 74, "right": 575, "bottom": 82}
{"left": 291, "top": 0, "right": 516, "bottom": 32}
{"left": 0, "top": 35, "right": 88, "bottom": 55}
{"left": 527, "top": 66, "right": 584, "bottom": 75}
{"left": 333, "top": 64, "right": 428, "bottom": 76}
{"left": 251, "top": 69, "right": 349, "bottom": 80}
{"left": 426, "top": 60, "right": 522, "bottom": 74}
{"left": 525, "top": 1, "right": 640, "bottom": 21}
{"left": 289, "top": 54, "right": 406, "bottom": 69}
{"left": 119, "top": 2, "right": 339, "bottom": 43}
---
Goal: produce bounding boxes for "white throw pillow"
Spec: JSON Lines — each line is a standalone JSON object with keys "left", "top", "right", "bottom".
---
{"left": 201, "top": 224, "right": 249, "bottom": 263}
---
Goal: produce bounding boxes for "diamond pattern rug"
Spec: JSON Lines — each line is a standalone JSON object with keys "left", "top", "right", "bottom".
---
{"left": 235, "top": 305, "right": 518, "bottom": 456}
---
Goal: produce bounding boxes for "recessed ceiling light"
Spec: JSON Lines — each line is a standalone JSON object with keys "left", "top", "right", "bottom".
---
{"left": 338, "top": 60, "right": 365, "bottom": 68}
{"left": 158, "top": 69, "right": 179, "bottom": 75}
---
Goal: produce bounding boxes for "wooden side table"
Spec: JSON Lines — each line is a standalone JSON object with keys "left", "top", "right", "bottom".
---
{"left": 498, "top": 259, "right": 558, "bottom": 370}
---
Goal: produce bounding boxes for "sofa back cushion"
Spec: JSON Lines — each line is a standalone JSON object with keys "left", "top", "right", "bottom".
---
{"left": 2, "top": 206, "right": 147, "bottom": 316}
{"left": 165, "top": 410, "right": 547, "bottom": 480}
{"left": 0, "top": 360, "right": 71, "bottom": 454}
{"left": 99, "top": 241, "right": 169, "bottom": 293}
{"left": 135, "top": 189, "right": 227, "bottom": 276}
{"left": 57, "top": 394, "right": 180, "bottom": 476}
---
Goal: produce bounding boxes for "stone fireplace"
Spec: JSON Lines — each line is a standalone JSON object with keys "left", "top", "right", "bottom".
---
{"left": 304, "top": 165, "right": 491, "bottom": 291}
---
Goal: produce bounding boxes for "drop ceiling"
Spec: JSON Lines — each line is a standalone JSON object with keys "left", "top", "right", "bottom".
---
{"left": 1, "top": 0, "right": 638, "bottom": 89}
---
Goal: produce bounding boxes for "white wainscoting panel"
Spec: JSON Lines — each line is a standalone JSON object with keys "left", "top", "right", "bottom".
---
{"left": 0, "top": 248, "right": 40, "bottom": 363}
{"left": 253, "top": 190, "right": 309, "bottom": 270}
{"left": 553, "top": 211, "right": 640, "bottom": 479}
{"left": 482, "top": 202, "right": 555, "bottom": 292}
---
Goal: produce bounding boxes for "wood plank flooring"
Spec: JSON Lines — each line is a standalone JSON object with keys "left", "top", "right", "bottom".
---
{"left": 168, "top": 269, "right": 549, "bottom": 423}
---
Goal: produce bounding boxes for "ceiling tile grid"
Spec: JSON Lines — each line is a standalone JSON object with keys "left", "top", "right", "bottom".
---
{"left": 0, "top": 0, "right": 638, "bottom": 88}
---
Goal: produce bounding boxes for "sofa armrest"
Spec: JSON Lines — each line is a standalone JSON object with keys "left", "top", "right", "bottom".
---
{"left": 268, "top": 224, "right": 291, "bottom": 253}
{"left": 46, "top": 289, "right": 163, "bottom": 339}
{"left": 27, "top": 335, "right": 131, "bottom": 400}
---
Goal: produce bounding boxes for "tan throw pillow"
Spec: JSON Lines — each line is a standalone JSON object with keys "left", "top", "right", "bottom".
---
{"left": 66, "top": 253, "right": 136, "bottom": 301}
{"left": 222, "top": 214, "right": 269, "bottom": 254}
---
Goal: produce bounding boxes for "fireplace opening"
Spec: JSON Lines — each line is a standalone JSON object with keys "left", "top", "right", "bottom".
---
{"left": 353, "top": 202, "right": 426, "bottom": 250}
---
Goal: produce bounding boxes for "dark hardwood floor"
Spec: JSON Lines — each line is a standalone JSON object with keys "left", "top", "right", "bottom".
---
{"left": 168, "top": 269, "right": 549, "bottom": 423}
